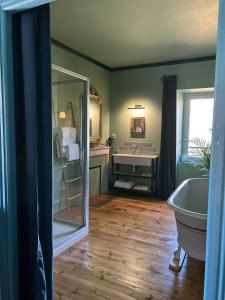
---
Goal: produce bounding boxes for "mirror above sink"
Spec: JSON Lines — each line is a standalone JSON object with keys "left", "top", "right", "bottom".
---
{"left": 89, "top": 85, "right": 102, "bottom": 148}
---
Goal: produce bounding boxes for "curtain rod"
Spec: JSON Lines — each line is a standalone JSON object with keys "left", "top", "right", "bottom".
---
{"left": 158, "top": 73, "right": 215, "bottom": 81}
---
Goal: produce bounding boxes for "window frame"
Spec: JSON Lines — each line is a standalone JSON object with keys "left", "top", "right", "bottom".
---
{"left": 182, "top": 91, "right": 214, "bottom": 161}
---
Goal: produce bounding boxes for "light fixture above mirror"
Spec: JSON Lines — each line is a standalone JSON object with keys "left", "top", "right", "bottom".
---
{"left": 127, "top": 104, "right": 145, "bottom": 110}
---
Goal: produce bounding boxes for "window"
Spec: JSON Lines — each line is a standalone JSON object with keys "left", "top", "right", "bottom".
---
{"left": 182, "top": 92, "right": 214, "bottom": 160}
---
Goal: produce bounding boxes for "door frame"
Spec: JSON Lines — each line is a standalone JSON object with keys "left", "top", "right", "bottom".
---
{"left": 0, "top": 1, "right": 53, "bottom": 299}
{"left": 204, "top": 0, "right": 225, "bottom": 299}
{"left": 1, "top": 0, "right": 225, "bottom": 300}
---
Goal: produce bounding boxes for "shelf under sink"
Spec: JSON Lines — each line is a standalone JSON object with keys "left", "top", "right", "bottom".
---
{"left": 113, "top": 171, "right": 154, "bottom": 179}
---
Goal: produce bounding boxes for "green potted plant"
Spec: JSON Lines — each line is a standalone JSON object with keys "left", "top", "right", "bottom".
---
{"left": 185, "top": 137, "right": 211, "bottom": 176}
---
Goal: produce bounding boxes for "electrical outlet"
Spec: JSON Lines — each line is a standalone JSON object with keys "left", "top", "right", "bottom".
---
{"left": 112, "top": 133, "right": 116, "bottom": 139}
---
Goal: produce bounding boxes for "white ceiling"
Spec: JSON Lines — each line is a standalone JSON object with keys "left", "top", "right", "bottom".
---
{"left": 50, "top": 0, "right": 218, "bottom": 68}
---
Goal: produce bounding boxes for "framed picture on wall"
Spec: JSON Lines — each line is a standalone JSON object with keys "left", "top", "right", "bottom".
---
{"left": 131, "top": 117, "right": 145, "bottom": 134}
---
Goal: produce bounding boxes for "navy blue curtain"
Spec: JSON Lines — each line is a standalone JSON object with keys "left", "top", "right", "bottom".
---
{"left": 13, "top": 4, "right": 52, "bottom": 300}
{"left": 159, "top": 75, "right": 177, "bottom": 199}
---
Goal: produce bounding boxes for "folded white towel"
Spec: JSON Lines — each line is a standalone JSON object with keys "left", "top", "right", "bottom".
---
{"left": 133, "top": 185, "right": 149, "bottom": 192}
{"left": 114, "top": 180, "right": 135, "bottom": 189}
{"left": 58, "top": 127, "right": 76, "bottom": 147}
{"left": 69, "top": 127, "right": 76, "bottom": 144}
{"left": 65, "top": 144, "right": 80, "bottom": 161}
{"left": 58, "top": 127, "right": 70, "bottom": 146}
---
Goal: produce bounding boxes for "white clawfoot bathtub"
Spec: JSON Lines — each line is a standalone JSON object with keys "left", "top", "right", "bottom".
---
{"left": 168, "top": 178, "right": 208, "bottom": 261}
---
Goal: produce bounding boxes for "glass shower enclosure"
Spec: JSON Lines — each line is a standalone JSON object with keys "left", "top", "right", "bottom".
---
{"left": 52, "top": 64, "right": 89, "bottom": 255}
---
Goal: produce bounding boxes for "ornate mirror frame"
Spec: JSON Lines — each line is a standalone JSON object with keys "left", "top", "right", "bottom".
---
{"left": 89, "top": 92, "right": 102, "bottom": 147}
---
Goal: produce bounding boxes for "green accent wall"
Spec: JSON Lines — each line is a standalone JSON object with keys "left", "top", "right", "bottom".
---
{"left": 176, "top": 162, "right": 208, "bottom": 186}
{"left": 51, "top": 44, "right": 110, "bottom": 143}
{"left": 51, "top": 42, "right": 216, "bottom": 188}
{"left": 109, "top": 60, "right": 215, "bottom": 184}
{"left": 51, "top": 44, "right": 110, "bottom": 199}
{"left": 109, "top": 60, "right": 215, "bottom": 151}
{"left": 52, "top": 76, "right": 84, "bottom": 213}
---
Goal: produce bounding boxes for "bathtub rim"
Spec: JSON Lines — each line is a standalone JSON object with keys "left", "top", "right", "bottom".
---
{"left": 167, "top": 178, "right": 208, "bottom": 220}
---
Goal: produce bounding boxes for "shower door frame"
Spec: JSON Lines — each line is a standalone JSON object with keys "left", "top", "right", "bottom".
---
{"left": 52, "top": 64, "right": 90, "bottom": 256}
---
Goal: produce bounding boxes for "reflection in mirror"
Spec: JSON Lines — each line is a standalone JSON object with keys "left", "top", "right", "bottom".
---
{"left": 89, "top": 92, "right": 102, "bottom": 147}
{"left": 90, "top": 97, "right": 100, "bottom": 137}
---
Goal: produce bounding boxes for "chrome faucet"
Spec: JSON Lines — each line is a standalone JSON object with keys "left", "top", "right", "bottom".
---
{"left": 131, "top": 143, "right": 137, "bottom": 154}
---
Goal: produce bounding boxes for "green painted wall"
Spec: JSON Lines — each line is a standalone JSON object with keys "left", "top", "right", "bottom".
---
{"left": 109, "top": 60, "right": 215, "bottom": 151}
{"left": 52, "top": 75, "right": 84, "bottom": 213}
{"left": 109, "top": 60, "right": 215, "bottom": 184}
{"left": 176, "top": 162, "right": 208, "bottom": 186}
{"left": 51, "top": 44, "right": 111, "bottom": 199}
{"left": 51, "top": 44, "right": 110, "bottom": 143}
{"left": 51, "top": 44, "right": 215, "bottom": 189}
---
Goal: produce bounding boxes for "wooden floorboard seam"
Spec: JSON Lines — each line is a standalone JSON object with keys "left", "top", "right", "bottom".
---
{"left": 54, "top": 196, "right": 204, "bottom": 300}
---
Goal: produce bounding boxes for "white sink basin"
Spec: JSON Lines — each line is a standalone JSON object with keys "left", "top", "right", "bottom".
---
{"left": 113, "top": 153, "right": 158, "bottom": 166}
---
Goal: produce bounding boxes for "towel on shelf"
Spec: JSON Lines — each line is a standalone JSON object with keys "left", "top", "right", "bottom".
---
{"left": 114, "top": 180, "right": 135, "bottom": 189}
{"left": 133, "top": 185, "right": 149, "bottom": 192}
{"left": 65, "top": 143, "right": 80, "bottom": 161}
{"left": 58, "top": 127, "right": 77, "bottom": 146}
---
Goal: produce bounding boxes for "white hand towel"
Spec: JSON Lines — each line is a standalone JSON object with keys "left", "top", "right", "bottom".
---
{"left": 59, "top": 127, "right": 77, "bottom": 147}
{"left": 65, "top": 144, "right": 80, "bottom": 161}
{"left": 114, "top": 180, "right": 135, "bottom": 189}
{"left": 133, "top": 185, "right": 149, "bottom": 192}
{"left": 58, "top": 127, "right": 71, "bottom": 147}
{"left": 69, "top": 127, "right": 77, "bottom": 144}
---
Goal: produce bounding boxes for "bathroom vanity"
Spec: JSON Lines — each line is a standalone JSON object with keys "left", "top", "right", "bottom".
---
{"left": 112, "top": 143, "right": 159, "bottom": 195}
{"left": 89, "top": 146, "right": 110, "bottom": 198}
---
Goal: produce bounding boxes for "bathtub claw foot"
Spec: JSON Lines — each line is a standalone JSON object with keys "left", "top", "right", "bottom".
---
{"left": 169, "top": 247, "right": 186, "bottom": 273}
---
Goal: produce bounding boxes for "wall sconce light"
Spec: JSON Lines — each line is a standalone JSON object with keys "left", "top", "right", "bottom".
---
{"left": 127, "top": 104, "right": 145, "bottom": 110}
{"left": 59, "top": 111, "right": 66, "bottom": 119}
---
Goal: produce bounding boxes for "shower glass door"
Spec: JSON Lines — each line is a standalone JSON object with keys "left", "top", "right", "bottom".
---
{"left": 52, "top": 64, "right": 89, "bottom": 252}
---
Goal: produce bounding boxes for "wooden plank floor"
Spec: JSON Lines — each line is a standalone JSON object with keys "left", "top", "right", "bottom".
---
{"left": 54, "top": 195, "right": 205, "bottom": 300}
